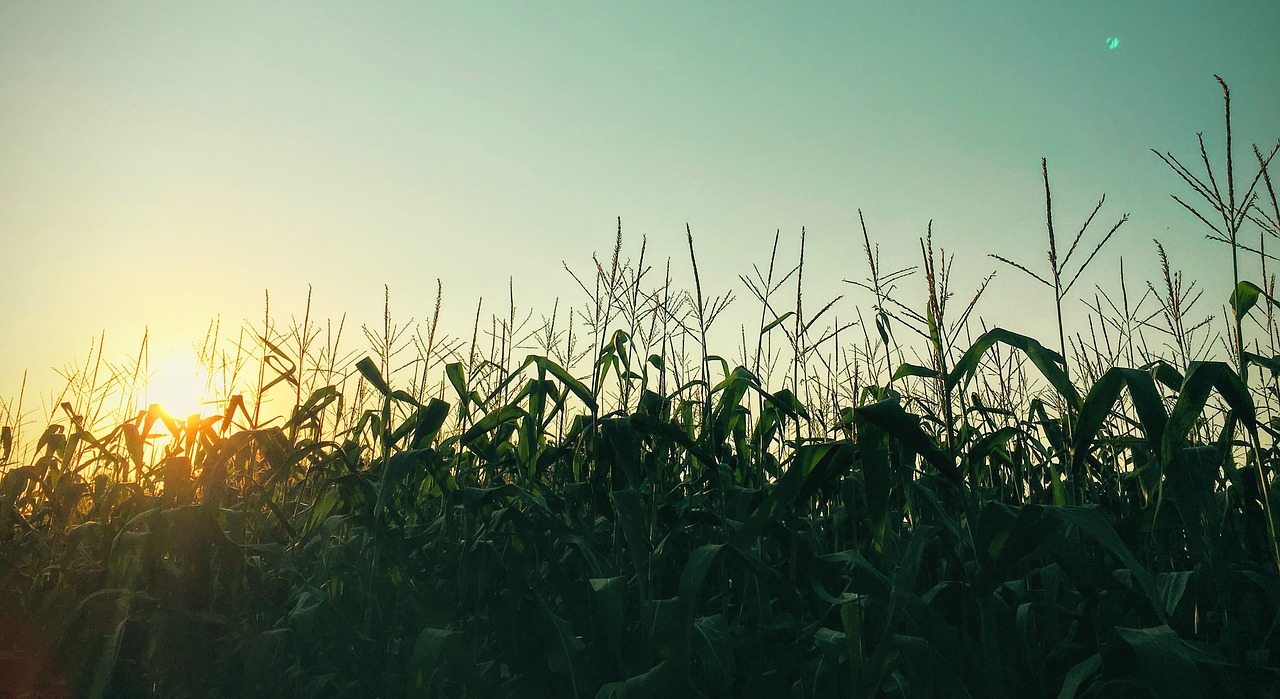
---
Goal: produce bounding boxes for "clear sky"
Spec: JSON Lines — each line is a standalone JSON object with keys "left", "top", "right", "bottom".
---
{"left": 2, "top": 1, "right": 1278, "bottom": 410}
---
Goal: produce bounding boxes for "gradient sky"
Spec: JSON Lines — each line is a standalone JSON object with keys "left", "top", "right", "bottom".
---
{"left": 2, "top": 1, "right": 1278, "bottom": 409}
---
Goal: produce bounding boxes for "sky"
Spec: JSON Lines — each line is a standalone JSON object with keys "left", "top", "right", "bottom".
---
{"left": 1, "top": 1, "right": 1278, "bottom": 414}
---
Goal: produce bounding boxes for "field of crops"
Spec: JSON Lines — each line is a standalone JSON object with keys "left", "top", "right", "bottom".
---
{"left": 2, "top": 80, "right": 1278, "bottom": 698}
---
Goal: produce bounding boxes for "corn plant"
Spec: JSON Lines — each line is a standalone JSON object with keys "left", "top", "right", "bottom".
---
{"left": 1, "top": 78, "right": 1278, "bottom": 699}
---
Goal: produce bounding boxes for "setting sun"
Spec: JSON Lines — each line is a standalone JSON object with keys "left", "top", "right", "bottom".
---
{"left": 137, "top": 352, "right": 214, "bottom": 419}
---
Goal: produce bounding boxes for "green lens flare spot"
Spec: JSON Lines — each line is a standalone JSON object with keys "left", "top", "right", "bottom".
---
{"left": 1106, "top": 37, "right": 1119, "bottom": 49}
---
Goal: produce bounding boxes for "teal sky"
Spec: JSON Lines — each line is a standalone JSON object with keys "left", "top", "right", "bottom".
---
{"left": 2, "top": 1, "right": 1278, "bottom": 408}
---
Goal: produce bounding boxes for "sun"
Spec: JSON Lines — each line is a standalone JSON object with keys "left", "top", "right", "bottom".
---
{"left": 139, "top": 352, "right": 215, "bottom": 419}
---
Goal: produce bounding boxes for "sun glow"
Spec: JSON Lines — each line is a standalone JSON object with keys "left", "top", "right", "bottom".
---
{"left": 138, "top": 352, "right": 215, "bottom": 419}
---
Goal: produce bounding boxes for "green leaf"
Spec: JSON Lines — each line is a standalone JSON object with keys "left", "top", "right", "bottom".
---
{"left": 675, "top": 545, "right": 727, "bottom": 684}
{"left": 595, "top": 661, "right": 677, "bottom": 699}
{"left": 760, "top": 311, "right": 795, "bottom": 334}
{"left": 410, "top": 398, "right": 451, "bottom": 449}
{"left": 761, "top": 387, "right": 808, "bottom": 420}
{"left": 854, "top": 391, "right": 961, "bottom": 485}
{"left": 947, "top": 328, "right": 1080, "bottom": 409}
{"left": 589, "top": 576, "right": 628, "bottom": 648}
{"left": 533, "top": 354, "right": 598, "bottom": 412}
{"left": 1229, "top": 279, "right": 1264, "bottom": 319}
{"left": 286, "top": 385, "right": 342, "bottom": 429}
{"left": 691, "top": 615, "right": 734, "bottom": 691}
{"left": 1163, "top": 362, "right": 1257, "bottom": 464}
{"left": 1156, "top": 571, "right": 1193, "bottom": 618}
{"left": 410, "top": 627, "right": 465, "bottom": 686}
{"left": 630, "top": 414, "right": 719, "bottom": 469}
{"left": 459, "top": 405, "right": 527, "bottom": 445}
{"left": 1244, "top": 351, "right": 1280, "bottom": 379}
{"left": 968, "top": 426, "right": 1021, "bottom": 464}
{"left": 1056, "top": 653, "right": 1100, "bottom": 699}
{"left": 122, "top": 423, "right": 145, "bottom": 475}
{"left": 892, "top": 362, "right": 939, "bottom": 381}
{"left": 1050, "top": 507, "right": 1164, "bottom": 622}
{"left": 707, "top": 367, "right": 754, "bottom": 447}
{"left": 1114, "top": 625, "right": 1210, "bottom": 698}
{"left": 610, "top": 489, "right": 651, "bottom": 592}
{"left": 854, "top": 409, "right": 892, "bottom": 549}
{"left": 734, "top": 442, "right": 856, "bottom": 544}
{"left": 376, "top": 448, "right": 432, "bottom": 519}
{"left": 1144, "top": 359, "right": 1185, "bottom": 391}
{"left": 875, "top": 310, "right": 892, "bottom": 347}
{"left": 540, "top": 600, "right": 585, "bottom": 692}
{"left": 1071, "top": 367, "right": 1167, "bottom": 472}
{"left": 389, "top": 389, "right": 424, "bottom": 408}
{"left": 602, "top": 418, "right": 642, "bottom": 488}
{"left": 445, "top": 362, "right": 469, "bottom": 406}
{"left": 355, "top": 357, "right": 392, "bottom": 396}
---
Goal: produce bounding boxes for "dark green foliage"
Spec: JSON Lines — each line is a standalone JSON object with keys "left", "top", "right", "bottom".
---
{"left": 3, "top": 336, "right": 1277, "bottom": 697}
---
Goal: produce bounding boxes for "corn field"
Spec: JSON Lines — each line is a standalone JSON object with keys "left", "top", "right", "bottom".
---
{"left": 2, "top": 79, "right": 1279, "bottom": 698}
